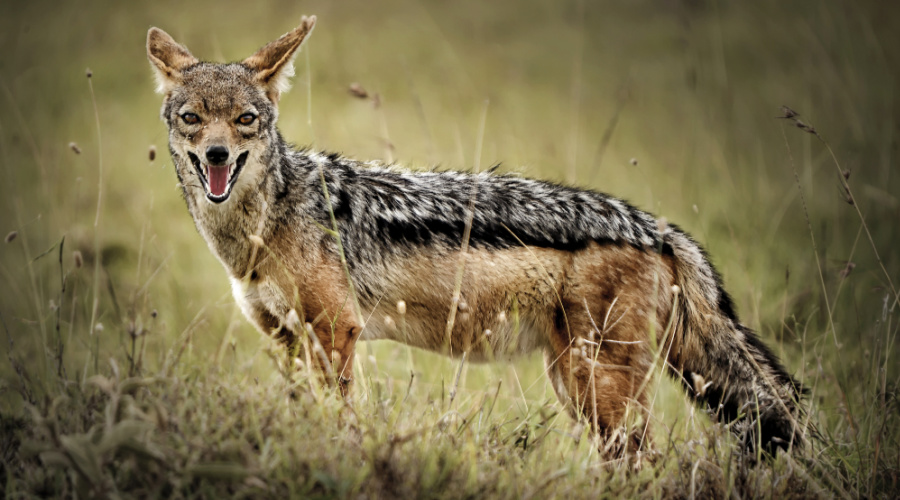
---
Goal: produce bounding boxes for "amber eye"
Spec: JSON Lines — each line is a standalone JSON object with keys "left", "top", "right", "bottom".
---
{"left": 237, "top": 113, "right": 256, "bottom": 125}
{"left": 181, "top": 112, "right": 200, "bottom": 125}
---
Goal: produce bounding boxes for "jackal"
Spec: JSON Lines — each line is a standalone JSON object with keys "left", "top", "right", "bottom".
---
{"left": 147, "top": 16, "right": 804, "bottom": 456}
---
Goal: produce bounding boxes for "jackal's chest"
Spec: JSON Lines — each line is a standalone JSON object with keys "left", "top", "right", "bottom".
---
{"left": 229, "top": 277, "right": 258, "bottom": 325}
{"left": 229, "top": 276, "right": 289, "bottom": 333}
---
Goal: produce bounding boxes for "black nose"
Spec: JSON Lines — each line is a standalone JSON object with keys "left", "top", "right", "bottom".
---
{"left": 205, "top": 145, "right": 229, "bottom": 165}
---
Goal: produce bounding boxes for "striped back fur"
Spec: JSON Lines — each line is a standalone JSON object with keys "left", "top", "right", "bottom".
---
{"left": 291, "top": 151, "right": 660, "bottom": 298}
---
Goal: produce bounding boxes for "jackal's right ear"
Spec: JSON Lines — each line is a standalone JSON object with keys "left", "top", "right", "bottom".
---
{"left": 147, "top": 27, "right": 199, "bottom": 94}
{"left": 242, "top": 15, "right": 317, "bottom": 103}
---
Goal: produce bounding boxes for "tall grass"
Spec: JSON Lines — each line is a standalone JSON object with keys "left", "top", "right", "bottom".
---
{"left": 1, "top": 0, "right": 897, "bottom": 497}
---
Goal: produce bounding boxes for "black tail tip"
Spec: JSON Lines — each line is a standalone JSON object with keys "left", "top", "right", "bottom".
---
{"left": 739, "top": 405, "right": 806, "bottom": 456}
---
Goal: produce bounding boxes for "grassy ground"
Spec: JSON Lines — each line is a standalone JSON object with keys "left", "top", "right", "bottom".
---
{"left": 1, "top": 0, "right": 898, "bottom": 497}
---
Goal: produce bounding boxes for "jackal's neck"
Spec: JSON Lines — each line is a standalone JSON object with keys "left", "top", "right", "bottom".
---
{"left": 186, "top": 171, "right": 276, "bottom": 280}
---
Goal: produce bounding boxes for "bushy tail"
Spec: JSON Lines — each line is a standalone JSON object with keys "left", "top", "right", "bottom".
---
{"left": 663, "top": 228, "right": 805, "bottom": 453}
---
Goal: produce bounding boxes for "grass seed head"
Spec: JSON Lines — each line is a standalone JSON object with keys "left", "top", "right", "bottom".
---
{"left": 839, "top": 261, "right": 856, "bottom": 279}
{"left": 840, "top": 183, "right": 855, "bottom": 205}
{"left": 69, "top": 142, "right": 81, "bottom": 154}
{"left": 691, "top": 373, "right": 713, "bottom": 397}
{"left": 795, "top": 120, "right": 817, "bottom": 135}
{"left": 656, "top": 217, "right": 668, "bottom": 233}
{"left": 778, "top": 105, "right": 799, "bottom": 119}
{"left": 285, "top": 309, "right": 301, "bottom": 332}
{"left": 248, "top": 234, "right": 265, "bottom": 247}
{"left": 348, "top": 82, "right": 369, "bottom": 99}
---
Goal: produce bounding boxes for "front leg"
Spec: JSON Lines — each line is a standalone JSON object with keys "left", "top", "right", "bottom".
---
{"left": 233, "top": 264, "right": 362, "bottom": 399}
{"left": 237, "top": 290, "right": 358, "bottom": 398}
{"left": 301, "top": 315, "right": 360, "bottom": 401}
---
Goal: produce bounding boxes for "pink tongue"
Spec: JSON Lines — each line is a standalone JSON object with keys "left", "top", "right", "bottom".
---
{"left": 208, "top": 165, "right": 230, "bottom": 196}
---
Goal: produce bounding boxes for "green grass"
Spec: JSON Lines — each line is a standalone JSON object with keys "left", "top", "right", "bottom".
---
{"left": 1, "top": 0, "right": 898, "bottom": 497}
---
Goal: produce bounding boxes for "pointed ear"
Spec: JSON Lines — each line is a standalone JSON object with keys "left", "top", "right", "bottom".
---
{"left": 147, "top": 27, "right": 199, "bottom": 94}
{"left": 242, "top": 15, "right": 316, "bottom": 102}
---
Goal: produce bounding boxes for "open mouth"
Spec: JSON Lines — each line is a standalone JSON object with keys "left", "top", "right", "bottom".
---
{"left": 187, "top": 151, "right": 249, "bottom": 203}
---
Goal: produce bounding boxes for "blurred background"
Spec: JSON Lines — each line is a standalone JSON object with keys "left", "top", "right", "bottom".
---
{"left": 0, "top": 0, "right": 898, "bottom": 489}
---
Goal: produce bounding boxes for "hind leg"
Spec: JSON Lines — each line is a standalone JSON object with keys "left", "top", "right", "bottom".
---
{"left": 543, "top": 250, "right": 674, "bottom": 459}
{"left": 544, "top": 338, "right": 653, "bottom": 461}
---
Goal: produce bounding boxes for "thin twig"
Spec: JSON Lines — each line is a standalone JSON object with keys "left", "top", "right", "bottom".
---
{"left": 87, "top": 73, "right": 103, "bottom": 345}
{"left": 0, "top": 308, "right": 11, "bottom": 350}
{"left": 448, "top": 351, "right": 467, "bottom": 407}
{"left": 444, "top": 99, "right": 490, "bottom": 352}
{"left": 780, "top": 123, "right": 838, "bottom": 347}
{"left": 55, "top": 236, "right": 66, "bottom": 378}
{"left": 317, "top": 165, "right": 363, "bottom": 326}
{"left": 821, "top": 141, "right": 899, "bottom": 310}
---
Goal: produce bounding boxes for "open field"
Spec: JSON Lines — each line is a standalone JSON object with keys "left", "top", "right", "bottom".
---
{"left": 1, "top": 0, "right": 898, "bottom": 497}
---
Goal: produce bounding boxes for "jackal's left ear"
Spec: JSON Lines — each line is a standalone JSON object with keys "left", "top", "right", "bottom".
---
{"left": 242, "top": 15, "right": 317, "bottom": 103}
{"left": 147, "top": 27, "right": 199, "bottom": 94}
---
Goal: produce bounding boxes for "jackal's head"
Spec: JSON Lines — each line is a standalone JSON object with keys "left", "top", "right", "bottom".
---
{"left": 147, "top": 17, "right": 315, "bottom": 204}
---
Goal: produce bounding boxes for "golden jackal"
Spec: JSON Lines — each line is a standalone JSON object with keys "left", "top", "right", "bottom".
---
{"left": 147, "top": 16, "right": 804, "bottom": 457}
